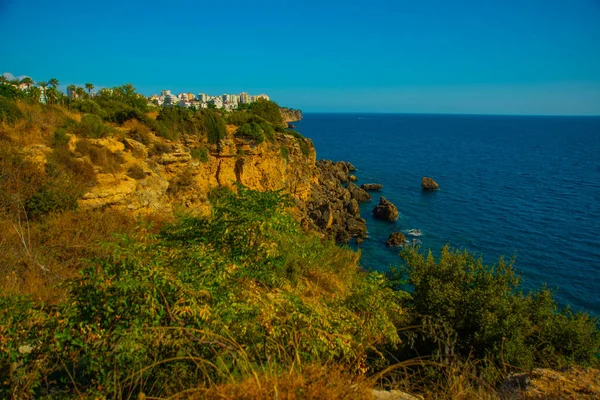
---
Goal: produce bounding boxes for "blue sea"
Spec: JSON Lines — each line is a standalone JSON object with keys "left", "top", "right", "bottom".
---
{"left": 294, "top": 113, "right": 600, "bottom": 317}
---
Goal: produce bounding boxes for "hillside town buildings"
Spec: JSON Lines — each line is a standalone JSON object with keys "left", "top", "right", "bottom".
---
{"left": 149, "top": 90, "right": 270, "bottom": 110}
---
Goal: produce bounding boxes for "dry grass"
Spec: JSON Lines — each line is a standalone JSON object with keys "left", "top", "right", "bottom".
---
{"left": 175, "top": 364, "right": 375, "bottom": 400}
{"left": 0, "top": 209, "right": 157, "bottom": 304}
{"left": 75, "top": 138, "right": 124, "bottom": 174}
{"left": 3, "top": 102, "right": 79, "bottom": 146}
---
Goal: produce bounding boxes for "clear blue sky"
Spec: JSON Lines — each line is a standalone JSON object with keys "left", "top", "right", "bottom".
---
{"left": 1, "top": 0, "right": 599, "bottom": 114}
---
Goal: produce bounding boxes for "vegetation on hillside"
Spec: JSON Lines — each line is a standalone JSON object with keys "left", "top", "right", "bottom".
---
{"left": 0, "top": 78, "right": 599, "bottom": 399}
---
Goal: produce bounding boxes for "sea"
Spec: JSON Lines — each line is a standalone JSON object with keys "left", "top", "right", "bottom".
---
{"left": 294, "top": 113, "right": 600, "bottom": 317}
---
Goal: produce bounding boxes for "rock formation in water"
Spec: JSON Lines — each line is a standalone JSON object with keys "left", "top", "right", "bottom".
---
{"left": 361, "top": 183, "right": 383, "bottom": 191}
{"left": 373, "top": 197, "right": 399, "bottom": 221}
{"left": 421, "top": 176, "right": 439, "bottom": 190}
{"left": 386, "top": 232, "right": 406, "bottom": 246}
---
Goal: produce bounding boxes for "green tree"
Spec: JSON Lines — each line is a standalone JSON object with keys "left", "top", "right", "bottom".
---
{"left": 398, "top": 245, "right": 600, "bottom": 377}
{"left": 85, "top": 82, "right": 94, "bottom": 95}
{"left": 76, "top": 86, "right": 86, "bottom": 99}
{"left": 48, "top": 78, "right": 59, "bottom": 88}
{"left": 0, "top": 75, "right": 8, "bottom": 85}
{"left": 248, "top": 99, "right": 284, "bottom": 126}
{"left": 20, "top": 76, "right": 34, "bottom": 90}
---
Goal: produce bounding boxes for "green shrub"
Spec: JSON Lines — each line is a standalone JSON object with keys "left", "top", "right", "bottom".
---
{"left": 74, "top": 114, "right": 113, "bottom": 138}
{"left": 190, "top": 147, "right": 209, "bottom": 162}
{"left": 236, "top": 122, "right": 264, "bottom": 143}
{"left": 396, "top": 246, "right": 600, "bottom": 381}
{"left": 0, "top": 186, "right": 406, "bottom": 398}
{"left": 151, "top": 141, "right": 173, "bottom": 155}
{"left": 24, "top": 168, "right": 82, "bottom": 219}
{"left": 75, "top": 139, "right": 123, "bottom": 173}
{"left": 48, "top": 147, "right": 97, "bottom": 186}
{"left": 247, "top": 99, "right": 284, "bottom": 126}
{"left": 127, "top": 164, "right": 146, "bottom": 180}
{"left": 72, "top": 99, "right": 106, "bottom": 118}
{"left": 280, "top": 146, "right": 290, "bottom": 162}
{"left": 0, "top": 97, "right": 23, "bottom": 124}
{"left": 51, "top": 127, "right": 70, "bottom": 147}
{"left": 202, "top": 109, "right": 227, "bottom": 144}
{"left": 260, "top": 121, "right": 275, "bottom": 142}
{"left": 227, "top": 111, "right": 266, "bottom": 126}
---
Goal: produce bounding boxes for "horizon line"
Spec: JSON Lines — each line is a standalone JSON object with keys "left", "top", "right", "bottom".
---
{"left": 299, "top": 111, "right": 600, "bottom": 118}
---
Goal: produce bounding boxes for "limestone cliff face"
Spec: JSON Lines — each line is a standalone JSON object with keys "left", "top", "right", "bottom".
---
{"left": 24, "top": 126, "right": 365, "bottom": 242}
{"left": 279, "top": 108, "right": 303, "bottom": 123}
{"left": 75, "top": 131, "right": 318, "bottom": 217}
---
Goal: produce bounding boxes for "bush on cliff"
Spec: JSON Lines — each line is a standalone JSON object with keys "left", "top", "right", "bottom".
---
{"left": 247, "top": 99, "right": 284, "bottom": 126}
{"left": 236, "top": 121, "right": 264, "bottom": 143}
{"left": 0, "top": 97, "right": 23, "bottom": 124}
{"left": 0, "top": 186, "right": 406, "bottom": 398}
{"left": 393, "top": 246, "right": 600, "bottom": 385}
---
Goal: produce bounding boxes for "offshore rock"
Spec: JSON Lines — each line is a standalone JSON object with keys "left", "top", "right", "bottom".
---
{"left": 421, "top": 176, "right": 439, "bottom": 190}
{"left": 386, "top": 232, "right": 407, "bottom": 247}
{"left": 361, "top": 183, "right": 383, "bottom": 191}
{"left": 373, "top": 197, "right": 399, "bottom": 221}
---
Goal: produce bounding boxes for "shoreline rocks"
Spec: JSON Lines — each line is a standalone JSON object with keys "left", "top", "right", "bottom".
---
{"left": 361, "top": 183, "right": 383, "bottom": 191}
{"left": 373, "top": 197, "right": 399, "bottom": 221}
{"left": 303, "top": 160, "right": 369, "bottom": 244}
{"left": 347, "top": 182, "right": 371, "bottom": 202}
{"left": 421, "top": 176, "right": 439, "bottom": 191}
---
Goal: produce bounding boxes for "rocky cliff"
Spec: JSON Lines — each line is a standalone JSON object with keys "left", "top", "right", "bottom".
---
{"left": 25, "top": 126, "right": 364, "bottom": 243}
{"left": 279, "top": 107, "right": 303, "bottom": 123}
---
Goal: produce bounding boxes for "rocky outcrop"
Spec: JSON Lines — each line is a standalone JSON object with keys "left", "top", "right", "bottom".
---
{"left": 361, "top": 183, "right": 383, "bottom": 191}
{"left": 348, "top": 174, "right": 357, "bottom": 182}
{"left": 386, "top": 232, "right": 406, "bottom": 247}
{"left": 34, "top": 125, "right": 368, "bottom": 244}
{"left": 501, "top": 366, "right": 600, "bottom": 399}
{"left": 73, "top": 130, "right": 317, "bottom": 216}
{"left": 373, "top": 197, "right": 399, "bottom": 221}
{"left": 421, "top": 176, "right": 439, "bottom": 190}
{"left": 279, "top": 107, "right": 303, "bottom": 123}
{"left": 347, "top": 182, "right": 371, "bottom": 202}
{"left": 304, "top": 160, "right": 368, "bottom": 244}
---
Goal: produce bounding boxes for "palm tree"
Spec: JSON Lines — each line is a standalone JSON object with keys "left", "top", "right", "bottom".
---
{"left": 85, "top": 82, "right": 94, "bottom": 96}
{"left": 48, "top": 78, "right": 59, "bottom": 89}
{"left": 21, "top": 77, "right": 34, "bottom": 90}
{"left": 0, "top": 75, "right": 8, "bottom": 85}
{"left": 28, "top": 86, "right": 41, "bottom": 103}
{"left": 46, "top": 87, "right": 58, "bottom": 105}
{"left": 67, "top": 84, "right": 77, "bottom": 99}
{"left": 76, "top": 87, "right": 86, "bottom": 99}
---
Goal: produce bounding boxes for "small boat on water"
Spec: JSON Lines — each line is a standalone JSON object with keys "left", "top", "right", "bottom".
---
{"left": 407, "top": 229, "right": 422, "bottom": 237}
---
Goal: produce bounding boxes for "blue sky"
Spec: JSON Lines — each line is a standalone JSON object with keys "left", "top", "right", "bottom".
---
{"left": 1, "top": 0, "right": 599, "bottom": 114}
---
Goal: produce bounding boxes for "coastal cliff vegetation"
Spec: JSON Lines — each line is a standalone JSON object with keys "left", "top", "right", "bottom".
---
{"left": 1, "top": 82, "right": 599, "bottom": 399}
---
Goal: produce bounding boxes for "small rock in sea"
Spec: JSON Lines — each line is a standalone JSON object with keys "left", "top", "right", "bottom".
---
{"left": 372, "top": 197, "right": 399, "bottom": 221}
{"left": 386, "top": 232, "right": 407, "bottom": 246}
{"left": 346, "top": 162, "right": 357, "bottom": 172}
{"left": 361, "top": 183, "right": 383, "bottom": 191}
{"left": 421, "top": 176, "right": 439, "bottom": 191}
{"left": 348, "top": 174, "right": 358, "bottom": 182}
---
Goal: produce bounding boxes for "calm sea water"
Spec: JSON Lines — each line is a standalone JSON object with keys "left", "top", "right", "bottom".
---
{"left": 294, "top": 113, "right": 600, "bottom": 317}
